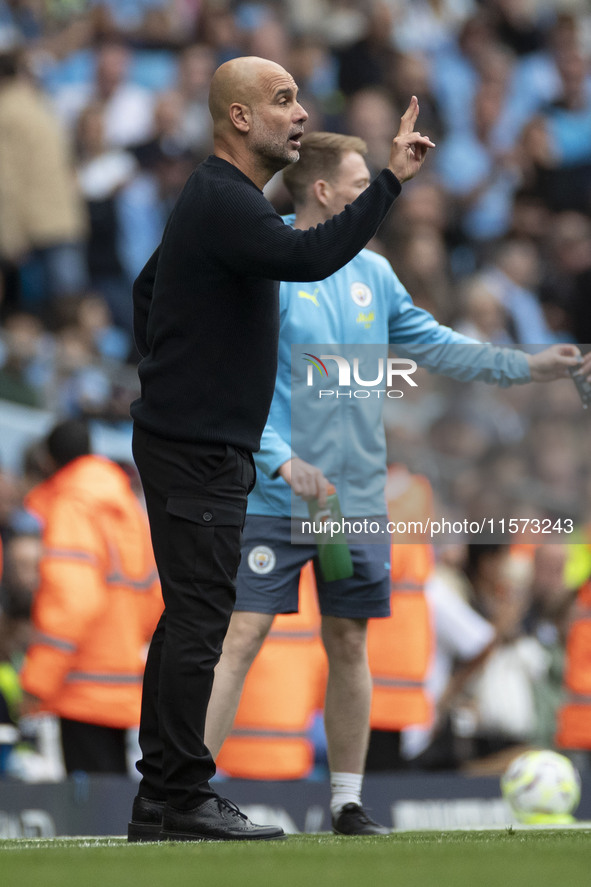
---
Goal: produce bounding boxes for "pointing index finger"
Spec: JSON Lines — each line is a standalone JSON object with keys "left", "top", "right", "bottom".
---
{"left": 398, "top": 95, "right": 419, "bottom": 134}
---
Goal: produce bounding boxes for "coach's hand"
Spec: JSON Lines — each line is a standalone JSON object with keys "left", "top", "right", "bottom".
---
{"left": 526, "top": 343, "right": 586, "bottom": 382}
{"left": 388, "top": 96, "right": 436, "bottom": 183}
{"left": 278, "top": 457, "right": 330, "bottom": 506}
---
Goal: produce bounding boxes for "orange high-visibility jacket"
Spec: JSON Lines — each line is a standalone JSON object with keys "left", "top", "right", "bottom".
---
{"left": 20, "top": 455, "right": 162, "bottom": 728}
{"left": 217, "top": 562, "right": 326, "bottom": 779}
{"left": 556, "top": 580, "right": 591, "bottom": 750}
{"left": 367, "top": 542, "right": 433, "bottom": 731}
{"left": 366, "top": 466, "right": 434, "bottom": 731}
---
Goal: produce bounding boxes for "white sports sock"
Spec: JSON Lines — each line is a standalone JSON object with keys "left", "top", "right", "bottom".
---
{"left": 330, "top": 771, "right": 363, "bottom": 818}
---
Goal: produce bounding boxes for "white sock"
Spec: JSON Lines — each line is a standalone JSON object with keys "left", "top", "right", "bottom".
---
{"left": 330, "top": 771, "right": 363, "bottom": 818}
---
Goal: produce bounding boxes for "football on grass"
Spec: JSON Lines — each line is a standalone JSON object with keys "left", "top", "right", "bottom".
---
{"left": 501, "top": 749, "right": 581, "bottom": 824}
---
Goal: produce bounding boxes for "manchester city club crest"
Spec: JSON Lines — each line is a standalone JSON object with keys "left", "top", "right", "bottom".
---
{"left": 247, "top": 545, "right": 277, "bottom": 574}
{"left": 350, "top": 282, "right": 372, "bottom": 307}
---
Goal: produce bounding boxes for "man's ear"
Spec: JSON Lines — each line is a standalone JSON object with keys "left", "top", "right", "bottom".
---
{"left": 312, "top": 178, "right": 331, "bottom": 207}
{"left": 229, "top": 102, "right": 250, "bottom": 133}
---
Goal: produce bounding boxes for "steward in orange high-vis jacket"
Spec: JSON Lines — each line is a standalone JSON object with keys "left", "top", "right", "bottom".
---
{"left": 20, "top": 420, "right": 162, "bottom": 774}
{"left": 216, "top": 561, "right": 326, "bottom": 780}
{"left": 556, "top": 577, "right": 591, "bottom": 751}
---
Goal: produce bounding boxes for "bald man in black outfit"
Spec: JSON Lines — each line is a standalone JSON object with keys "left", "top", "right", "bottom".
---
{"left": 128, "top": 55, "right": 435, "bottom": 843}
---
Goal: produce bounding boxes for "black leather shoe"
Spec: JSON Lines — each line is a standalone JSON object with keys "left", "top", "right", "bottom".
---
{"left": 128, "top": 795, "right": 165, "bottom": 842}
{"left": 161, "top": 796, "right": 286, "bottom": 842}
{"left": 332, "top": 803, "right": 390, "bottom": 836}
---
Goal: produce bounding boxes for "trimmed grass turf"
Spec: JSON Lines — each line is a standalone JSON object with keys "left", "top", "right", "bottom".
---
{"left": 1, "top": 831, "right": 591, "bottom": 887}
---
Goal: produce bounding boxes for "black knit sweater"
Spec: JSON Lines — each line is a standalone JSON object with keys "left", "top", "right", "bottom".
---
{"left": 131, "top": 155, "right": 401, "bottom": 450}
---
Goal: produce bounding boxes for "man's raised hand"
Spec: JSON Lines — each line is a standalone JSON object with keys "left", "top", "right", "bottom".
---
{"left": 388, "top": 96, "right": 436, "bottom": 183}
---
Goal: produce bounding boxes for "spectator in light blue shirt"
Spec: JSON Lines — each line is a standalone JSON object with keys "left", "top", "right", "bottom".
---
{"left": 436, "top": 80, "right": 521, "bottom": 243}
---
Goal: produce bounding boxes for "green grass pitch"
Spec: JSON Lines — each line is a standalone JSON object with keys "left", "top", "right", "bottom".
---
{"left": 1, "top": 831, "right": 591, "bottom": 887}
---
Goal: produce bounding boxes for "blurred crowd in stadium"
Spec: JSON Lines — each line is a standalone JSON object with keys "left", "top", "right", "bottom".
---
{"left": 1, "top": 0, "right": 591, "bottom": 781}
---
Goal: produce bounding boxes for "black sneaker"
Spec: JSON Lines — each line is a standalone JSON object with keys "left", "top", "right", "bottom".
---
{"left": 128, "top": 795, "right": 165, "bottom": 843}
{"left": 160, "top": 796, "right": 286, "bottom": 842}
{"left": 332, "top": 803, "right": 390, "bottom": 836}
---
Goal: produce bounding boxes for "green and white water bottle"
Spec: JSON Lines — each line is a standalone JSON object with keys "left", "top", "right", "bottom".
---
{"left": 308, "top": 483, "right": 354, "bottom": 582}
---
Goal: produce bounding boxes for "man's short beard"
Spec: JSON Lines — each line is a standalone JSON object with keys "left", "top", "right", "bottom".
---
{"left": 249, "top": 118, "right": 299, "bottom": 173}
{"left": 257, "top": 144, "right": 299, "bottom": 175}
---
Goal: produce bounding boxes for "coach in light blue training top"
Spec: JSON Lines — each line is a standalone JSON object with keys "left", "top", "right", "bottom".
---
{"left": 251, "top": 223, "right": 532, "bottom": 520}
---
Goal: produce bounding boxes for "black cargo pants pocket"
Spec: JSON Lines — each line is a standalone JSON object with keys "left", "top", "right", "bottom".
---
{"left": 165, "top": 494, "right": 247, "bottom": 585}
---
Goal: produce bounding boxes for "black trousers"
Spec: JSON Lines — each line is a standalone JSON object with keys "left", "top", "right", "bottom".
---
{"left": 60, "top": 718, "right": 127, "bottom": 774}
{"left": 132, "top": 425, "right": 254, "bottom": 809}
